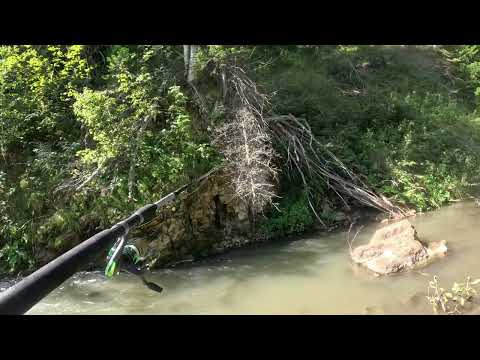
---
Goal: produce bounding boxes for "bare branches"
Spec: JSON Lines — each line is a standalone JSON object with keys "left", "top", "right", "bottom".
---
{"left": 53, "top": 160, "right": 105, "bottom": 194}
{"left": 346, "top": 223, "right": 364, "bottom": 256}
{"left": 224, "top": 64, "right": 270, "bottom": 125}
{"left": 211, "top": 60, "right": 405, "bottom": 224}
{"left": 209, "top": 58, "right": 280, "bottom": 216}
{"left": 213, "top": 107, "right": 279, "bottom": 216}
{"left": 267, "top": 114, "right": 406, "bottom": 218}
{"left": 75, "top": 164, "right": 103, "bottom": 192}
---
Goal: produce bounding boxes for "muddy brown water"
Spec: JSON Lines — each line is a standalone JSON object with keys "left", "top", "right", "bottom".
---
{"left": 6, "top": 201, "right": 480, "bottom": 314}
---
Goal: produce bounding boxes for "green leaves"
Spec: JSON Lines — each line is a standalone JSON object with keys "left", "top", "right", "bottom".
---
{"left": 68, "top": 46, "right": 218, "bottom": 236}
{"left": 3, "top": 44, "right": 480, "bottom": 275}
{"left": 426, "top": 275, "right": 480, "bottom": 314}
{"left": 260, "top": 191, "right": 315, "bottom": 238}
{"left": 0, "top": 45, "right": 91, "bottom": 149}
{"left": 73, "top": 88, "right": 128, "bottom": 165}
{"left": 452, "top": 46, "right": 480, "bottom": 102}
{"left": 0, "top": 45, "right": 95, "bottom": 272}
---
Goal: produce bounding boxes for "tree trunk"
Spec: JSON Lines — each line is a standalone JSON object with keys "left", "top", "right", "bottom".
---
{"left": 183, "top": 45, "right": 190, "bottom": 79}
{"left": 221, "top": 67, "right": 227, "bottom": 102}
{"left": 183, "top": 45, "right": 198, "bottom": 83}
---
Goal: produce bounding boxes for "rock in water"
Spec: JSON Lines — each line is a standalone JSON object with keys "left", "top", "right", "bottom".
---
{"left": 351, "top": 219, "right": 447, "bottom": 275}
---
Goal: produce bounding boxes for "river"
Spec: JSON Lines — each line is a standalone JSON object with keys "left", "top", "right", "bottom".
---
{"left": 5, "top": 201, "right": 480, "bottom": 314}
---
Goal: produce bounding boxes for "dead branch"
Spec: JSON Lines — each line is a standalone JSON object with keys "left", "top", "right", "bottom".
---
{"left": 74, "top": 163, "right": 103, "bottom": 192}
{"left": 210, "top": 60, "right": 406, "bottom": 225}
{"left": 213, "top": 107, "right": 279, "bottom": 216}
{"left": 346, "top": 224, "right": 364, "bottom": 256}
{"left": 266, "top": 114, "right": 406, "bottom": 218}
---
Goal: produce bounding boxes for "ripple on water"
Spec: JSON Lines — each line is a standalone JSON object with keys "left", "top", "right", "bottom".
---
{"left": 26, "top": 201, "right": 480, "bottom": 315}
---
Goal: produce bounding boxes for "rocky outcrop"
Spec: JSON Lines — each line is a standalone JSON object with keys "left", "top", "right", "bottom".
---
{"left": 351, "top": 219, "right": 448, "bottom": 276}
{"left": 129, "top": 171, "right": 257, "bottom": 268}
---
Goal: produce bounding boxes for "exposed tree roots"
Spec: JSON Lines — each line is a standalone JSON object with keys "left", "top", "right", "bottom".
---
{"left": 266, "top": 114, "right": 407, "bottom": 222}
{"left": 201, "top": 60, "right": 407, "bottom": 224}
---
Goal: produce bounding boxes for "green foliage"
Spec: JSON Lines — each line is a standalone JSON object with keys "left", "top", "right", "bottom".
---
{"left": 0, "top": 45, "right": 91, "bottom": 152}
{"left": 426, "top": 275, "right": 480, "bottom": 314}
{"left": 254, "top": 45, "right": 480, "bottom": 212}
{"left": 259, "top": 191, "right": 314, "bottom": 238}
{"left": 367, "top": 92, "right": 480, "bottom": 211}
{"left": 73, "top": 52, "right": 218, "bottom": 202}
{"left": 0, "top": 45, "right": 219, "bottom": 274}
{"left": 69, "top": 46, "right": 219, "bottom": 226}
{"left": 0, "top": 241, "right": 33, "bottom": 274}
{"left": 196, "top": 45, "right": 248, "bottom": 70}
{"left": 451, "top": 45, "right": 480, "bottom": 102}
{"left": 0, "top": 45, "right": 93, "bottom": 273}
{"left": 3, "top": 44, "right": 480, "bottom": 275}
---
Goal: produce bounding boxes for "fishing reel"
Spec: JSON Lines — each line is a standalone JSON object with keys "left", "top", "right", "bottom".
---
{"left": 105, "top": 235, "right": 163, "bottom": 293}
{"left": 105, "top": 235, "right": 141, "bottom": 278}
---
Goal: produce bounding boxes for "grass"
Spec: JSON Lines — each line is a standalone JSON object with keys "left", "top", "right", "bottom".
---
{"left": 253, "top": 45, "right": 480, "bottom": 233}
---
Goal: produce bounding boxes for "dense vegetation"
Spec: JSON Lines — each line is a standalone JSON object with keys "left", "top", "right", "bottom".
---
{"left": 256, "top": 45, "right": 480, "bottom": 236}
{"left": 1, "top": 45, "right": 480, "bottom": 275}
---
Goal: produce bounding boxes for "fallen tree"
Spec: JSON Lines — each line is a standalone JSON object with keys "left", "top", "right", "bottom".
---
{"left": 266, "top": 114, "right": 407, "bottom": 223}
{"left": 193, "top": 53, "right": 407, "bottom": 227}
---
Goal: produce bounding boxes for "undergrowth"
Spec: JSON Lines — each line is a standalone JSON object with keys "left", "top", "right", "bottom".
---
{"left": 253, "top": 45, "right": 480, "bottom": 228}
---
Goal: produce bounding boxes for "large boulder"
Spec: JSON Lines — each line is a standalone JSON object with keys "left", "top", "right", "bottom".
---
{"left": 351, "top": 219, "right": 447, "bottom": 275}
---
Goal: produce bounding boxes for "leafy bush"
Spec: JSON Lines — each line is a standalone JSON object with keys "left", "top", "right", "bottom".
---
{"left": 3, "top": 44, "right": 480, "bottom": 275}
{"left": 0, "top": 45, "right": 93, "bottom": 273}
{"left": 254, "top": 45, "right": 480, "bottom": 213}
{"left": 259, "top": 191, "right": 314, "bottom": 238}
{"left": 426, "top": 275, "right": 480, "bottom": 314}
{"left": 0, "top": 45, "right": 219, "bottom": 274}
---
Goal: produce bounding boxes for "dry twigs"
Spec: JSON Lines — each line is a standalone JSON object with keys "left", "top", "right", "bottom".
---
{"left": 266, "top": 114, "right": 406, "bottom": 222}
{"left": 213, "top": 107, "right": 279, "bottom": 216}
{"left": 346, "top": 222, "right": 364, "bottom": 256}
{"left": 225, "top": 65, "right": 270, "bottom": 125}
{"left": 210, "top": 60, "right": 405, "bottom": 223}
{"left": 211, "top": 61, "right": 279, "bottom": 216}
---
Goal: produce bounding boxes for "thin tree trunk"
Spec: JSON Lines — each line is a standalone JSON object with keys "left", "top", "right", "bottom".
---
{"left": 183, "top": 45, "right": 191, "bottom": 79}
{"left": 221, "top": 67, "right": 227, "bottom": 102}
{"left": 76, "top": 163, "right": 103, "bottom": 192}
{"left": 183, "top": 45, "right": 198, "bottom": 83}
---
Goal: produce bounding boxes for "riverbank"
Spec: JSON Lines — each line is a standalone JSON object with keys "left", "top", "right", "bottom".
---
{"left": 3, "top": 45, "right": 480, "bottom": 281}
{"left": 0, "top": 203, "right": 384, "bottom": 288}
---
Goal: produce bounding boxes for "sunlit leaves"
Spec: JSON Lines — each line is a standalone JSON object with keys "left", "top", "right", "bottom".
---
{"left": 426, "top": 275, "right": 480, "bottom": 314}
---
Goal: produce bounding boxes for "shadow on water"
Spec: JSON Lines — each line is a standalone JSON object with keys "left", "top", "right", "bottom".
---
{"left": 37, "top": 225, "right": 371, "bottom": 314}
{"left": 152, "top": 232, "right": 361, "bottom": 309}
{"left": 159, "top": 232, "right": 350, "bottom": 282}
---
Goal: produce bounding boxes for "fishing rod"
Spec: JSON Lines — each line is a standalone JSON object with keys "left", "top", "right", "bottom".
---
{"left": 0, "top": 168, "right": 217, "bottom": 315}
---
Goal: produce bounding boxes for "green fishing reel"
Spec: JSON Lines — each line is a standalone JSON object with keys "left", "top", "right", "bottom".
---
{"left": 123, "top": 244, "right": 142, "bottom": 265}
{"left": 105, "top": 236, "right": 142, "bottom": 278}
{"left": 104, "top": 237, "right": 163, "bottom": 294}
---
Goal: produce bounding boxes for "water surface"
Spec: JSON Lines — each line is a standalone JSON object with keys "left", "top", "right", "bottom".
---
{"left": 23, "top": 201, "right": 480, "bottom": 314}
